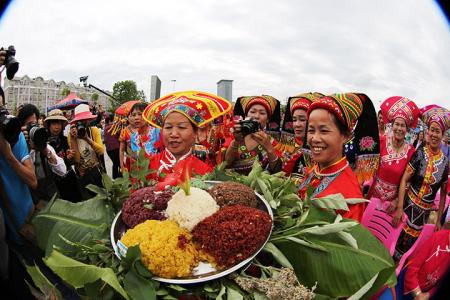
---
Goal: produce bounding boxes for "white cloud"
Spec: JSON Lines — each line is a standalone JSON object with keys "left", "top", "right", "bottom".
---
{"left": 0, "top": 0, "right": 449, "bottom": 109}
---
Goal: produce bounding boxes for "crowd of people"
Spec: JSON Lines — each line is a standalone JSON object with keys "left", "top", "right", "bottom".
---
{"left": 1, "top": 54, "right": 450, "bottom": 299}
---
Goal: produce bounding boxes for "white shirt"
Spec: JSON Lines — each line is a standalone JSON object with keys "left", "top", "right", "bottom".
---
{"left": 30, "top": 144, "right": 67, "bottom": 177}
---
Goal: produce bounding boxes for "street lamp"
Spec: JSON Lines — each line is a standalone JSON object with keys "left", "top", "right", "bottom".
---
{"left": 171, "top": 79, "right": 176, "bottom": 91}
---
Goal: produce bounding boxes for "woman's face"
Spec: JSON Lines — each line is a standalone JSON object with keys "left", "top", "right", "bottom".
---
{"left": 427, "top": 122, "right": 443, "bottom": 150}
{"left": 392, "top": 117, "right": 407, "bottom": 142}
{"left": 130, "top": 109, "right": 144, "bottom": 128}
{"left": 307, "top": 109, "right": 348, "bottom": 168}
{"left": 163, "top": 112, "right": 197, "bottom": 159}
{"left": 418, "top": 131, "right": 424, "bottom": 140}
{"left": 49, "top": 121, "right": 63, "bottom": 136}
{"left": 292, "top": 108, "right": 307, "bottom": 139}
{"left": 247, "top": 104, "right": 269, "bottom": 128}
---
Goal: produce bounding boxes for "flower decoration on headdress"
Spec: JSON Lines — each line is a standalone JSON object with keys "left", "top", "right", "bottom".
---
{"left": 420, "top": 104, "right": 450, "bottom": 132}
{"left": 308, "top": 93, "right": 363, "bottom": 132}
{"left": 380, "top": 96, "right": 420, "bottom": 128}
{"left": 142, "top": 91, "right": 232, "bottom": 129}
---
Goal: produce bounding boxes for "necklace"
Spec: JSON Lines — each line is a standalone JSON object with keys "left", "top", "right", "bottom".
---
{"left": 314, "top": 157, "right": 348, "bottom": 177}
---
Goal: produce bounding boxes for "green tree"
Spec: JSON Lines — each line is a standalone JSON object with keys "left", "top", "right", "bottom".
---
{"left": 111, "top": 80, "right": 144, "bottom": 108}
{"left": 61, "top": 87, "right": 71, "bottom": 97}
{"left": 91, "top": 92, "right": 99, "bottom": 103}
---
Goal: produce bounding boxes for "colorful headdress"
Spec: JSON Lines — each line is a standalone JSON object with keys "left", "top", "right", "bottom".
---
{"left": 234, "top": 95, "right": 281, "bottom": 132}
{"left": 380, "top": 96, "right": 420, "bottom": 128}
{"left": 307, "top": 93, "right": 363, "bottom": 132}
{"left": 282, "top": 92, "right": 324, "bottom": 134}
{"left": 420, "top": 105, "right": 450, "bottom": 132}
{"left": 142, "top": 91, "right": 232, "bottom": 129}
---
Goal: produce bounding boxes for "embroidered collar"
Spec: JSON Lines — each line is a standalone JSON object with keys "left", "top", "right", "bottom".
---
{"left": 313, "top": 156, "right": 348, "bottom": 177}
{"left": 157, "top": 149, "right": 192, "bottom": 176}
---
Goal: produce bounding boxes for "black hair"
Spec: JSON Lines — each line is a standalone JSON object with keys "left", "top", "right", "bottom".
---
{"left": 17, "top": 104, "right": 40, "bottom": 126}
{"left": 0, "top": 87, "right": 4, "bottom": 106}
{"left": 129, "top": 102, "right": 148, "bottom": 115}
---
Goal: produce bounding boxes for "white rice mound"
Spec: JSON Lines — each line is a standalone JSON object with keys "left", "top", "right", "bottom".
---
{"left": 166, "top": 187, "right": 219, "bottom": 231}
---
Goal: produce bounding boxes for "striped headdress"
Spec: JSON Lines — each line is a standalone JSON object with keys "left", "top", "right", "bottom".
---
{"left": 308, "top": 93, "right": 363, "bottom": 132}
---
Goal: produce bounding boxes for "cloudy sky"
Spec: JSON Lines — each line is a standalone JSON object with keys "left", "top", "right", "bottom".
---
{"left": 0, "top": 0, "right": 449, "bottom": 109}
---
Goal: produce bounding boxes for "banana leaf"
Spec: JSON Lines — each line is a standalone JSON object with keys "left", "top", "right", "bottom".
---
{"left": 32, "top": 197, "right": 114, "bottom": 256}
{"left": 275, "top": 224, "right": 396, "bottom": 298}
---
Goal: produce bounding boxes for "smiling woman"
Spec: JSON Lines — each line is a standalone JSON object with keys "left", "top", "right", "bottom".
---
{"left": 297, "top": 93, "right": 371, "bottom": 222}
{"left": 142, "top": 91, "right": 232, "bottom": 185}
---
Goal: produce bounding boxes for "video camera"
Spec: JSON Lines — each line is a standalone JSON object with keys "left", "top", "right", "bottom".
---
{"left": 0, "top": 107, "right": 21, "bottom": 146}
{"left": 0, "top": 45, "right": 19, "bottom": 80}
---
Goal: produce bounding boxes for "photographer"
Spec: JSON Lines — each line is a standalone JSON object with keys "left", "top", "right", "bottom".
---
{"left": 17, "top": 104, "right": 67, "bottom": 203}
{"left": 68, "top": 104, "right": 105, "bottom": 200}
{"left": 225, "top": 95, "right": 282, "bottom": 175}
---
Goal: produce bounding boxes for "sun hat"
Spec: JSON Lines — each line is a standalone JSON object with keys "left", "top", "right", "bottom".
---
{"left": 70, "top": 104, "right": 97, "bottom": 124}
{"left": 44, "top": 109, "right": 68, "bottom": 126}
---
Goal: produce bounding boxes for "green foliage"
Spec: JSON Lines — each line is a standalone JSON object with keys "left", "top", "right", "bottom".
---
{"left": 86, "top": 172, "right": 131, "bottom": 213}
{"left": 25, "top": 264, "right": 62, "bottom": 299}
{"left": 61, "top": 87, "right": 71, "bottom": 97}
{"left": 128, "top": 149, "right": 155, "bottom": 190}
{"left": 111, "top": 80, "right": 145, "bottom": 108}
{"left": 91, "top": 92, "right": 99, "bottom": 102}
{"left": 32, "top": 197, "right": 114, "bottom": 256}
{"left": 44, "top": 250, "right": 129, "bottom": 300}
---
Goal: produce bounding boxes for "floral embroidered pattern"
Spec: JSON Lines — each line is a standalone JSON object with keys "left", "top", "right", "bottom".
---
{"left": 359, "top": 136, "right": 376, "bottom": 151}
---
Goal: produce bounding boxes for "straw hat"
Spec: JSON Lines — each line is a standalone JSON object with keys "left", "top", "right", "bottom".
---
{"left": 70, "top": 104, "right": 97, "bottom": 124}
{"left": 44, "top": 109, "right": 68, "bottom": 126}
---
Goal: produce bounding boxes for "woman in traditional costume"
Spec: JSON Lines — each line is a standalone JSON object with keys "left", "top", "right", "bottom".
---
{"left": 142, "top": 91, "right": 231, "bottom": 182}
{"left": 394, "top": 105, "right": 449, "bottom": 260}
{"left": 280, "top": 93, "right": 323, "bottom": 183}
{"left": 225, "top": 95, "right": 282, "bottom": 175}
{"left": 367, "top": 96, "right": 420, "bottom": 212}
{"left": 298, "top": 93, "right": 378, "bottom": 222}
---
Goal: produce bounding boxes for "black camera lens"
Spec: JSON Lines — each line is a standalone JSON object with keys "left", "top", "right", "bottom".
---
{"left": 239, "top": 120, "right": 260, "bottom": 137}
{"left": 77, "top": 122, "right": 86, "bottom": 138}
{"left": 0, "top": 108, "right": 21, "bottom": 146}
{"left": 28, "top": 123, "right": 49, "bottom": 151}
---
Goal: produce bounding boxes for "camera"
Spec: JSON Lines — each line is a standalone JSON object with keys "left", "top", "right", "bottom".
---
{"left": 0, "top": 107, "right": 21, "bottom": 146}
{"left": 48, "top": 135, "right": 60, "bottom": 150}
{"left": 27, "top": 123, "right": 49, "bottom": 151}
{"left": 239, "top": 120, "right": 261, "bottom": 137}
{"left": 76, "top": 121, "right": 86, "bottom": 138}
{"left": 0, "top": 45, "right": 19, "bottom": 80}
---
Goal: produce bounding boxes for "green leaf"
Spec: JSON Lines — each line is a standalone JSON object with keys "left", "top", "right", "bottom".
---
{"left": 345, "top": 198, "right": 370, "bottom": 205}
{"left": 299, "top": 221, "right": 358, "bottom": 236}
{"left": 262, "top": 242, "right": 293, "bottom": 268}
{"left": 312, "top": 193, "right": 349, "bottom": 211}
{"left": 226, "top": 286, "right": 244, "bottom": 300}
{"left": 256, "top": 178, "right": 274, "bottom": 204}
{"left": 275, "top": 224, "right": 396, "bottom": 298}
{"left": 102, "top": 173, "right": 114, "bottom": 190}
{"left": 285, "top": 236, "right": 328, "bottom": 252}
{"left": 26, "top": 264, "right": 62, "bottom": 299}
{"left": 348, "top": 272, "right": 379, "bottom": 300}
{"left": 86, "top": 184, "right": 107, "bottom": 197}
{"left": 254, "top": 291, "right": 270, "bottom": 300}
{"left": 216, "top": 284, "right": 226, "bottom": 300}
{"left": 337, "top": 231, "right": 358, "bottom": 249}
{"left": 123, "top": 269, "right": 156, "bottom": 300}
{"left": 33, "top": 197, "right": 114, "bottom": 256}
{"left": 44, "top": 250, "right": 129, "bottom": 300}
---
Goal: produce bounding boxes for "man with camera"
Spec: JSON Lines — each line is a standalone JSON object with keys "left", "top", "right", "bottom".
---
{"left": 68, "top": 103, "right": 105, "bottom": 200}
{"left": 17, "top": 104, "right": 66, "bottom": 203}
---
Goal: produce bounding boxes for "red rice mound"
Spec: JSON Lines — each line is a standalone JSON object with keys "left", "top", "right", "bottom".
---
{"left": 122, "top": 186, "right": 174, "bottom": 228}
{"left": 192, "top": 205, "right": 272, "bottom": 268}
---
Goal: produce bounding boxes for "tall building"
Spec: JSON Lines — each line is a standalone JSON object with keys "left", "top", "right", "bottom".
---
{"left": 2, "top": 75, "right": 111, "bottom": 113}
{"left": 150, "top": 75, "right": 161, "bottom": 101}
{"left": 217, "top": 79, "right": 233, "bottom": 102}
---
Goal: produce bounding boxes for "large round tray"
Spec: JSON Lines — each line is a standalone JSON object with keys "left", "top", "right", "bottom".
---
{"left": 110, "top": 181, "right": 273, "bottom": 284}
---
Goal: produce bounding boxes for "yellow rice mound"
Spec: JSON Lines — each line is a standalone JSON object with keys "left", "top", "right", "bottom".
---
{"left": 120, "top": 219, "right": 199, "bottom": 278}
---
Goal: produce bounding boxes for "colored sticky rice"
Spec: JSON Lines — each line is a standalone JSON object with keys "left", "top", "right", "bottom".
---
{"left": 120, "top": 219, "right": 199, "bottom": 278}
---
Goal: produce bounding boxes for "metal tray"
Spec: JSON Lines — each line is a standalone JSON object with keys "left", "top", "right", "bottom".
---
{"left": 110, "top": 181, "right": 273, "bottom": 284}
